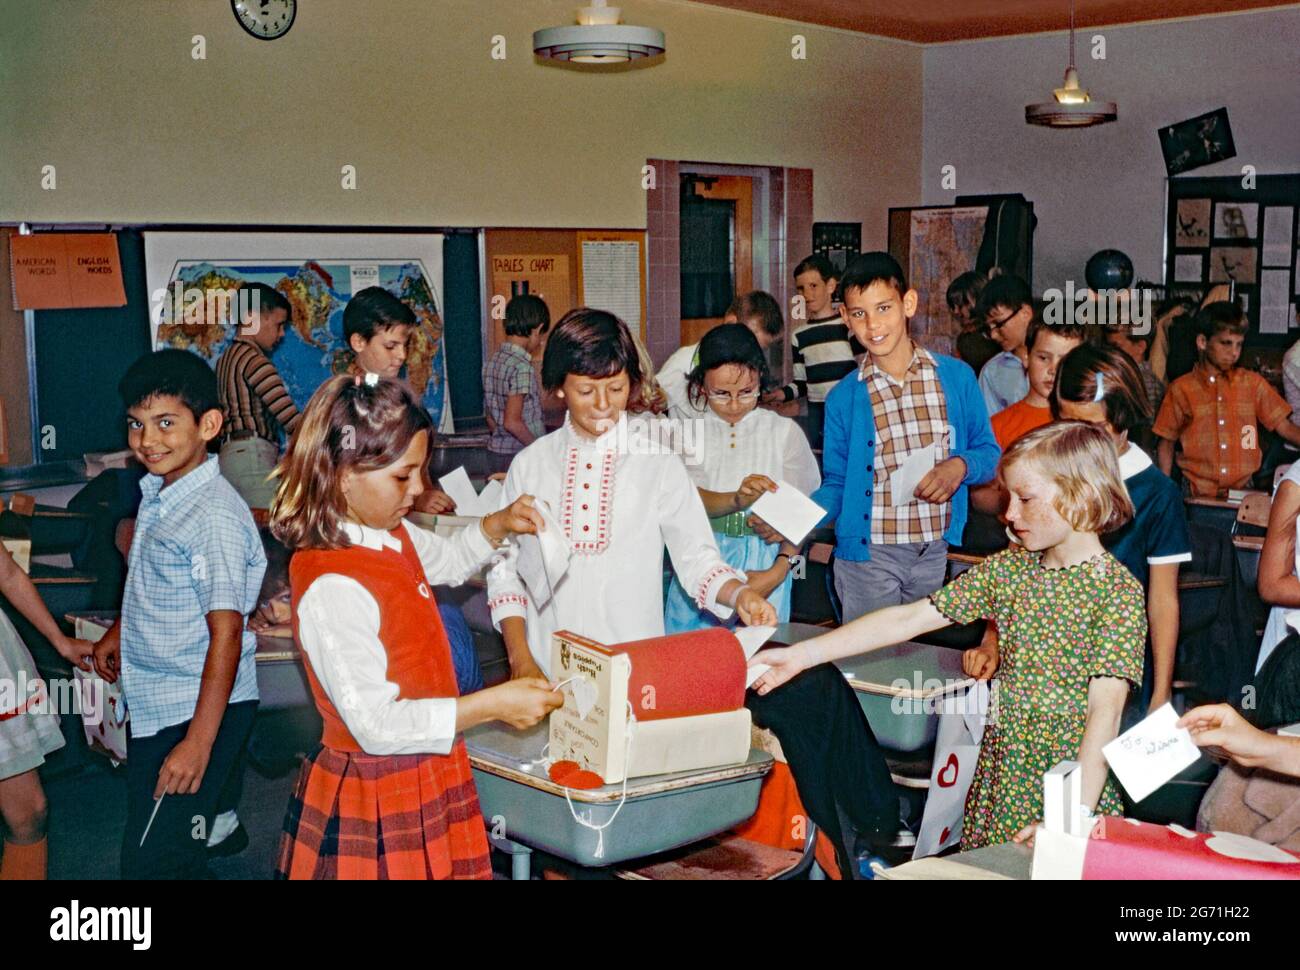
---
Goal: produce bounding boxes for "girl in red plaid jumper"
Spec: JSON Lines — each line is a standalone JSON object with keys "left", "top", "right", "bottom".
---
{"left": 269, "top": 375, "right": 561, "bottom": 879}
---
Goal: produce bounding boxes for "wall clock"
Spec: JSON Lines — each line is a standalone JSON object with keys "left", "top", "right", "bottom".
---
{"left": 232, "top": 0, "right": 296, "bottom": 41}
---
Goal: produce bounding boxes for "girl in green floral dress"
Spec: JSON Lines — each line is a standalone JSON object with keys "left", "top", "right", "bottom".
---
{"left": 751, "top": 421, "right": 1146, "bottom": 849}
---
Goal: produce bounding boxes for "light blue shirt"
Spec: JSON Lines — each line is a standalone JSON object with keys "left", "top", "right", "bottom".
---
{"left": 120, "top": 455, "right": 265, "bottom": 737}
{"left": 978, "top": 350, "right": 1030, "bottom": 416}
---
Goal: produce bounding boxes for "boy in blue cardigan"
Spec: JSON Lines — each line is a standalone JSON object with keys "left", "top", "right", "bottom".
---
{"left": 812, "top": 253, "right": 1000, "bottom": 621}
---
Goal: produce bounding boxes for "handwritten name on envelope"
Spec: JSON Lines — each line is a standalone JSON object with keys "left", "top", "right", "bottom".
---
{"left": 1103, "top": 703, "right": 1202, "bottom": 803}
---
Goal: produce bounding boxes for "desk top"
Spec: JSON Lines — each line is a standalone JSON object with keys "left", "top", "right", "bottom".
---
{"left": 878, "top": 841, "right": 1032, "bottom": 880}
{"left": 464, "top": 721, "right": 772, "bottom": 804}
{"left": 771, "top": 622, "right": 975, "bottom": 699}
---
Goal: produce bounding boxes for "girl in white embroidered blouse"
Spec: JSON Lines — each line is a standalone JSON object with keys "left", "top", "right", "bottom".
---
{"left": 486, "top": 309, "right": 777, "bottom": 681}
{"left": 664, "top": 324, "right": 820, "bottom": 633}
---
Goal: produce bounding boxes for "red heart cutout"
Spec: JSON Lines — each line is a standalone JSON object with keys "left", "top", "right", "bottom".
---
{"left": 940, "top": 826, "right": 951, "bottom": 843}
{"left": 937, "top": 753, "right": 960, "bottom": 788}
{"left": 548, "top": 760, "right": 605, "bottom": 789}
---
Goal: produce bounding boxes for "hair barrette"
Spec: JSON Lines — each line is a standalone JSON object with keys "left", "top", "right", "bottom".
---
{"left": 1092, "top": 373, "right": 1106, "bottom": 402}
{"left": 364, "top": 371, "right": 380, "bottom": 387}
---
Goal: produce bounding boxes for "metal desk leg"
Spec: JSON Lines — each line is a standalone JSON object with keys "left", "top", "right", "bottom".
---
{"left": 490, "top": 833, "right": 533, "bottom": 880}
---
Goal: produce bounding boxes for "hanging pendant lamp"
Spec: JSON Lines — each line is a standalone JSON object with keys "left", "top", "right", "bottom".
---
{"left": 534, "top": 0, "right": 665, "bottom": 65}
{"left": 1025, "top": 0, "right": 1117, "bottom": 127}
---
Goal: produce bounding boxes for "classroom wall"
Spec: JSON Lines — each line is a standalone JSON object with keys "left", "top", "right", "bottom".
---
{"left": 921, "top": 6, "right": 1300, "bottom": 292}
{"left": 0, "top": 0, "right": 922, "bottom": 247}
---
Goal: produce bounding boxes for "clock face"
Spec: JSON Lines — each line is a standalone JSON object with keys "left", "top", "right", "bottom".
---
{"left": 232, "top": 0, "right": 296, "bottom": 40}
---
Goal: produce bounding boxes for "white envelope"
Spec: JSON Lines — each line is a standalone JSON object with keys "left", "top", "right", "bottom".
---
{"left": 1102, "top": 703, "right": 1202, "bottom": 804}
{"left": 477, "top": 478, "right": 504, "bottom": 514}
{"left": 735, "top": 625, "right": 777, "bottom": 688}
{"left": 515, "top": 500, "right": 569, "bottom": 608}
{"left": 890, "top": 443, "right": 937, "bottom": 507}
{"left": 748, "top": 481, "right": 826, "bottom": 546}
{"left": 438, "top": 466, "right": 485, "bottom": 516}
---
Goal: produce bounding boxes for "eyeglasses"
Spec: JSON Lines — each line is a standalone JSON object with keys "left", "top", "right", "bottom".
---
{"left": 706, "top": 389, "right": 761, "bottom": 404}
{"left": 985, "top": 311, "right": 1019, "bottom": 333}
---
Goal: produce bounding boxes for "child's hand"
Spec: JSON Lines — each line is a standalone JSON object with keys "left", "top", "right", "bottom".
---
{"left": 249, "top": 591, "right": 291, "bottom": 633}
{"left": 1012, "top": 822, "right": 1040, "bottom": 847}
{"left": 56, "top": 636, "right": 95, "bottom": 670}
{"left": 93, "top": 636, "right": 120, "bottom": 684}
{"left": 915, "top": 457, "right": 967, "bottom": 504}
{"left": 746, "top": 515, "right": 786, "bottom": 545}
{"left": 735, "top": 474, "right": 778, "bottom": 510}
{"left": 155, "top": 736, "right": 211, "bottom": 797}
{"left": 414, "top": 488, "right": 457, "bottom": 515}
{"left": 749, "top": 644, "right": 809, "bottom": 695}
{"left": 1178, "top": 704, "right": 1275, "bottom": 768}
{"left": 484, "top": 495, "right": 544, "bottom": 541}
{"left": 491, "top": 678, "right": 564, "bottom": 729}
{"left": 962, "top": 643, "right": 1000, "bottom": 680}
{"left": 735, "top": 588, "right": 777, "bottom": 627}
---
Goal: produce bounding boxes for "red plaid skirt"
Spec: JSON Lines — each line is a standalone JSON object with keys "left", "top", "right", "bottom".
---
{"left": 275, "top": 742, "right": 492, "bottom": 880}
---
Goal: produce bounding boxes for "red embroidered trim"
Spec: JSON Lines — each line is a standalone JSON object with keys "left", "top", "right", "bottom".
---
{"left": 695, "top": 564, "right": 741, "bottom": 609}
{"left": 562, "top": 447, "right": 615, "bottom": 555}
{"left": 488, "top": 593, "right": 529, "bottom": 612}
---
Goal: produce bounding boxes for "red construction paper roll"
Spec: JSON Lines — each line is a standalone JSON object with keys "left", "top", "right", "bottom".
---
{"left": 609, "top": 629, "right": 747, "bottom": 722}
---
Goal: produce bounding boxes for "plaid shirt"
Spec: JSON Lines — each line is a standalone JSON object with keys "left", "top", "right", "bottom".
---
{"left": 1153, "top": 364, "right": 1292, "bottom": 497}
{"left": 862, "top": 347, "right": 952, "bottom": 543}
{"left": 483, "top": 342, "right": 544, "bottom": 455}
{"left": 120, "top": 455, "right": 265, "bottom": 737}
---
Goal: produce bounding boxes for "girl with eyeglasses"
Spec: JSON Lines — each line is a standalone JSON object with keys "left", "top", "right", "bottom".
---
{"left": 664, "top": 324, "right": 821, "bottom": 632}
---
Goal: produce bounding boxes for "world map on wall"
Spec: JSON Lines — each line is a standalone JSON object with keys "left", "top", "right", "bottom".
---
{"left": 156, "top": 260, "right": 447, "bottom": 425}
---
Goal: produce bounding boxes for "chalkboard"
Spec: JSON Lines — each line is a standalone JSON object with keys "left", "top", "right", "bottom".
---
{"left": 441, "top": 230, "right": 485, "bottom": 428}
{"left": 31, "top": 230, "right": 152, "bottom": 462}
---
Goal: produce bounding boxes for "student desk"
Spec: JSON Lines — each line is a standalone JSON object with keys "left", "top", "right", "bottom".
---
{"left": 61, "top": 611, "right": 314, "bottom": 712}
{"left": 464, "top": 721, "right": 773, "bottom": 879}
{"left": 771, "top": 622, "right": 975, "bottom": 761}
{"left": 876, "top": 841, "right": 1032, "bottom": 880}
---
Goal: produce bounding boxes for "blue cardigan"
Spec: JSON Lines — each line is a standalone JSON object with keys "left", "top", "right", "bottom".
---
{"left": 811, "top": 351, "right": 1001, "bottom": 562}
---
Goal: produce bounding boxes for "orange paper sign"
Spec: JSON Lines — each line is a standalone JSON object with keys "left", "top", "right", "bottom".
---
{"left": 10, "top": 233, "right": 127, "bottom": 310}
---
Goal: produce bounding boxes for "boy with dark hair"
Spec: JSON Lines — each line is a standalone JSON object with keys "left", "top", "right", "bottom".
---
{"left": 974, "top": 274, "right": 1033, "bottom": 415}
{"left": 1154, "top": 301, "right": 1300, "bottom": 496}
{"left": 215, "top": 283, "right": 300, "bottom": 509}
{"left": 948, "top": 271, "right": 998, "bottom": 374}
{"left": 483, "top": 294, "right": 551, "bottom": 471}
{"left": 343, "top": 285, "right": 417, "bottom": 380}
{"left": 95, "top": 349, "right": 265, "bottom": 879}
{"left": 659, "top": 290, "right": 784, "bottom": 418}
{"left": 809, "top": 252, "right": 999, "bottom": 621}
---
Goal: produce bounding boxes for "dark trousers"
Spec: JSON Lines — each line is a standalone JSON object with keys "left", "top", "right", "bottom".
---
{"left": 121, "top": 700, "right": 258, "bottom": 879}
{"left": 745, "top": 663, "right": 898, "bottom": 878}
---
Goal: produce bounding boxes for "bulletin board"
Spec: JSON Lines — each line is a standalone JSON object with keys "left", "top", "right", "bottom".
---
{"left": 484, "top": 228, "right": 646, "bottom": 358}
{"left": 1165, "top": 174, "right": 1300, "bottom": 348}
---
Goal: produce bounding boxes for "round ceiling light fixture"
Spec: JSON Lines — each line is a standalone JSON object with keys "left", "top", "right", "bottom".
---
{"left": 1025, "top": 1, "right": 1117, "bottom": 128}
{"left": 533, "top": 1, "right": 665, "bottom": 65}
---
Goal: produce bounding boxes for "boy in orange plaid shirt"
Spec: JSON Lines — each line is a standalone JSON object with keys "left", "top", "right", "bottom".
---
{"left": 1154, "top": 301, "right": 1300, "bottom": 497}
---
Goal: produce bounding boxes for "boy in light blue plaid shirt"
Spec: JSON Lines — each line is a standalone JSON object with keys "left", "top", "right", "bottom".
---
{"left": 94, "top": 350, "right": 266, "bottom": 879}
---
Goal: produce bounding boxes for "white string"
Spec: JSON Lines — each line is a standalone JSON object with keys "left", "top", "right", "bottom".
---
{"left": 562, "top": 700, "right": 636, "bottom": 859}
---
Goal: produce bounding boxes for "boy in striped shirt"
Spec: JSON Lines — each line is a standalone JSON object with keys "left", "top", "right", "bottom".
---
{"left": 767, "top": 255, "right": 865, "bottom": 448}
{"left": 215, "top": 283, "right": 300, "bottom": 509}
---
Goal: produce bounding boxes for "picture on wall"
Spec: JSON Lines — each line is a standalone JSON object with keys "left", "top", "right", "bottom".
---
{"left": 1175, "top": 199, "right": 1211, "bottom": 247}
{"left": 1209, "top": 246, "right": 1257, "bottom": 284}
{"left": 1214, "top": 201, "right": 1258, "bottom": 240}
{"left": 143, "top": 231, "right": 452, "bottom": 431}
{"left": 813, "top": 222, "right": 863, "bottom": 274}
{"left": 1159, "top": 107, "right": 1236, "bottom": 176}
